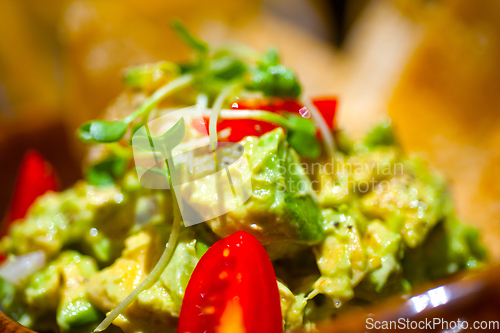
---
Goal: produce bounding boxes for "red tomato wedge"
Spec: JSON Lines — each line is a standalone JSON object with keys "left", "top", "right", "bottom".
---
{"left": 1, "top": 150, "right": 59, "bottom": 236}
{"left": 178, "top": 231, "right": 282, "bottom": 333}
{"left": 191, "top": 97, "right": 337, "bottom": 143}
{"left": 311, "top": 97, "right": 337, "bottom": 129}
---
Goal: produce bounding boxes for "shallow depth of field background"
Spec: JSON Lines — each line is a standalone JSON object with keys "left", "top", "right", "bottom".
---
{"left": 1, "top": 0, "right": 500, "bottom": 257}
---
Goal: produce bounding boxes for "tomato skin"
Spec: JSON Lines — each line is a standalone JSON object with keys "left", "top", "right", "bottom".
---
{"left": 220, "top": 118, "right": 278, "bottom": 142}
{"left": 191, "top": 97, "right": 337, "bottom": 143}
{"left": 190, "top": 116, "right": 278, "bottom": 143}
{"left": 1, "top": 150, "right": 59, "bottom": 235}
{"left": 312, "top": 97, "right": 337, "bottom": 129}
{"left": 190, "top": 99, "right": 299, "bottom": 143}
{"left": 0, "top": 150, "right": 59, "bottom": 261}
{"left": 178, "top": 231, "right": 282, "bottom": 333}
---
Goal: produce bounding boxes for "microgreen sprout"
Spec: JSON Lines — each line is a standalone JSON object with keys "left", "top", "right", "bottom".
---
{"left": 95, "top": 117, "right": 186, "bottom": 332}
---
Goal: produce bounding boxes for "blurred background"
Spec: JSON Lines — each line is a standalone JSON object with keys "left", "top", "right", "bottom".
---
{"left": 1, "top": 0, "right": 500, "bottom": 258}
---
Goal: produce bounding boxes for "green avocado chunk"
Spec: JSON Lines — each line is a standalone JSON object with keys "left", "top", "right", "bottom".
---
{"left": 54, "top": 252, "right": 103, "bottom": 331}
{"left": 360, "top": 158, "right": 448, "bottom": 248}
{"left": 198, "top": 128, "right": 323, "bottom": 257}
{"left": 402, "top": 212, "right": 487, "bottom": 286}
{"left": 28, "top": 251, "right": 103, "bottom": 331}
{"left": 0, "top": 181, "right": 135, "bottom": 265}
{"left": 57, "top": 292, "right": 102, "bottom": 331}
{"left": 317, "top": 125, "right": 448, "bottom": 249}
{"left": 362, "top": 119, "right": 397, "bottom": 150}
{"left": 85, "top": 227, "right": 200, "bottom": 332}
{"left": 1, "top": 251, "right": 102, "bottom": 332}
{"left": 0, "top": 278, "right": 36, "bottom": 328}
{"left": 312, "top": 208, "right": 366, "bottom": 307}
{"left": 308, "top": 203, "right": 405, "bottom": 310}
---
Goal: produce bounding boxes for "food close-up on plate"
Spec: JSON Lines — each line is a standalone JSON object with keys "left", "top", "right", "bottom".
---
{"left": 1, "top": 0, "right": 500, "bottom": 332}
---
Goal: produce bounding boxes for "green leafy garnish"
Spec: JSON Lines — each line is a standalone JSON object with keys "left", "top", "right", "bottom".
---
{"left": 132, "top": 117, "right": 186, "bottom": 159}
{"left": 285, "top": 114, "right": 321, "bottom": 159}
{"left": 90, "top": 121, "right": 129, "bottom": 143}
{"left": 259, "top": 48, "right": 280, "bottom": 67}
{"left": 246, "top": 64, "right": 301, "bottom": 97}
{"left": 202, "top": 108, "right": 322, "bottom": 158}
{"left": 86, "top": 155, "right": 129, "bottom": 186}
{"left": 209, "top": 53, "right": 247, "bottom": 81}
{"left": 363, "top": 119, "right": 397, "bottom": 150}
{"left": 85, "top": 143, "right": 131, "bottom": 186}
{"left": 171, "top": 19, "right": 209, "bottom": 55}
{"left": 124, "top": 61, "right": 179, "bottom": 90}
{"left": 155, "top": 117, "right": 186, "bottom": 158}
{"left": 77, "top": 20, "right": 318, "bottom": 160}
{"left": 95, "top": 119, "right": 186, "bottom": 333}
{"left": 77, "top": 122, "right": 95, "bottom": 144}
{"left": 78, "top": 74, "right": 193, "bottom": 143}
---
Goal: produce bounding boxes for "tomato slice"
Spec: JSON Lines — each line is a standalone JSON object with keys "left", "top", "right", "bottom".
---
{"left": 191, "top": 97, "right": 338, "bottom": 143}
{"left": 1, "top": 150, "right": 59, "bottom": 235}
{"left": 311, "top": 97, "right": 337, "bottom": 129}
{"left": 178, "top": 231, "right": 282, "bottom": 333}
{"left": 0, "top": 150, "right": 59, "bottom": 262}
{"left": 191, "top": 116, "right": 278, "bottom": 142}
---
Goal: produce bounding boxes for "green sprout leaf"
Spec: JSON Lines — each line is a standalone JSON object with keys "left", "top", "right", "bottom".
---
{"left": 245, "top": 47, "right": 300, "bottom": 97}
{"left": 88, "top": 121, "right": 129, "bottom": 143}
{"left": 124, "top": 61, "right": 179, "bottom": 89}
{"left": 77, "top": 74, "right": 192, "bottom": 146}
{"left": 285, "top": 113, "right": 316, "bottom": 133}
{"left": 259, "top": 48, "right": 280, "bottom": 68}
{"left": 134, "top": 166, "right": 170, "bottom": 189}
{"left": 77, "top": 122, "right": 96, "bottom": 144}
{"left": 131, "top": 117, "right": 186, "bottom": 159}
{"left": 157, "top": 117, "right": 186, "bottom": 157}
{"left": 86, "top": 155, "right": 129, "bottom": 186}
{"left": 128, "top": 123, "right": 144, "bottom": 145}
{"left": 130, "top": 118, "right": 186, "bottom": 189}
{"left": 363, "top": 119, "right": 397, "bottom": 150}
{"left": 246, "top": 65, "right": 301, "bottom": 97}
{"left": 171, "top": 20, "right": 209, "bottom": 54}
{"left": 285, "top": 114, "right": 321, "bottom": 159}
{"left": 209, "top": 55, "right": 247, "bottom": 81}
{"left": 287, "top": 131, "right": 321, "bottom": 159}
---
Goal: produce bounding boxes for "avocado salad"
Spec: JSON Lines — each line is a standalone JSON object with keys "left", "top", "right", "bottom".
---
{"left": 0, "top": 22, "right": 487, "bottom": 333}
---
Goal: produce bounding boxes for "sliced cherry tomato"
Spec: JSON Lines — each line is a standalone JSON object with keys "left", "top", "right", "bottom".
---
{"left": 190, "top": 116, "right": 278, "bottom": 143}
{"left": 178, "top": 231, "right": 282, "bottom": 333}
{"left": 191, "top": 117, "right": 211, "bottom": 136}
{"left": 312, "top": 97, "right": 337, "bottom": 129}
{"left": 1, "top": 150, "right": 59, "bottom": 237}
{"left": 265, "top": 98, "right": 303, "bottom": 114}
{"left": 191, "top": 98, "right": 298, "bottom": 142}
{"left": 230, "top": 99, "right": 267, "bottom": 111}
{"left": 191, "top": 97, "right": 337, "bottom": 143}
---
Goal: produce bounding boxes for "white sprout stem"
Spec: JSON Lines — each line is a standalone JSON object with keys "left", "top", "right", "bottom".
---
{"left": 124, "top": 74, "right": 193, "bottom": 124}
{"left": 156, "top": 107, "right": 289, "bottom": 129}
{"left": 209, "top": 86, "right": 234, "bottom": 151}
{"left": 216, "top": 110, "right": 289, "bottom": 127}
{"left": 217, "top": 42, "right": 261, "bottom": 61}
{"left": 94, "top": 194, "right": 182, "bottom": 332}
{"left": 196, "top": 94, "right": 208, "bottom": 109}
{"left": 300, "top": 96, "right": 335, "bottom": 157}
